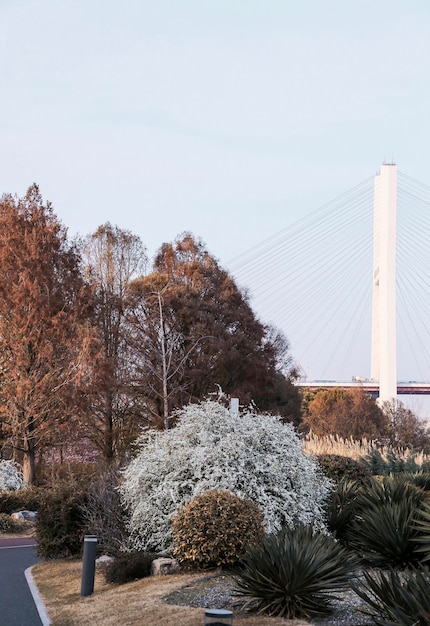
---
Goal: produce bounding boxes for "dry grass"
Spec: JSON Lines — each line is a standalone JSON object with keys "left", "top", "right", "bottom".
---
{"left": 32, "top": 560, "right": 309, "bottom": 626}
{"left": 303, "top": 432, "right": 430, "bottom": 465}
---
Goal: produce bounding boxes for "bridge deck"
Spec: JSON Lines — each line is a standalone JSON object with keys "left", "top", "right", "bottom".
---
{"left": 295, "top": 382, "right": 430, "bottom": 395}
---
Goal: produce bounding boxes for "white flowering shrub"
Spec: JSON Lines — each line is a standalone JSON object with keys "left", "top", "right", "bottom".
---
{"left": 0, "top": 460, "right": 24, "bottom": 491}
{"left": 120, "top": 400, "right": 331, "bottom": 551}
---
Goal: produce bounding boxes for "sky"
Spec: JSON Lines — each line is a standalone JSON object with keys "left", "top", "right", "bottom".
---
{"left": 1, "top": 1, "right": 430, "bottom": 415}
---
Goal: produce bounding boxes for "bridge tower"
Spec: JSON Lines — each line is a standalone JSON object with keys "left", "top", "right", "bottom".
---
{"left": 371, "top": 163, "right": 397, "bottom": 403}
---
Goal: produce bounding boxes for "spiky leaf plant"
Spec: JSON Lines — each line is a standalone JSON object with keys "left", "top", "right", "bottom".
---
{"left": 406, "top": 471, "right": 430, "bottom": 491}
{"left": 325, "top": 477, "right": 363, "bottom": 542}
{"left": 347, "top": 475, "right": 428, "bottom": 566}
{"left": 413, "top": 501, "right": 430, "bottom": 562}
{"left": 233, "top": 524, "right": 359, "bottom": 620}
{"left": 357, "top": 474, "right": 427, "bottom": 509}
{"left": 352, "top": 566, "right": 430, "bottom": 625}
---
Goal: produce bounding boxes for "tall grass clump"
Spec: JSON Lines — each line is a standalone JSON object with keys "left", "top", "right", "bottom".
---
{"left": 0, "top": 512, "right": 22, "bottom": 534}
{"left": 303, "top": 432, "right": 430, "bottom": 472}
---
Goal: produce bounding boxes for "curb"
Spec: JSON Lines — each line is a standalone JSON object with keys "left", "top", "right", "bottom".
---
{"left": 25, "top": 566, "right": 51, "bottom": 626}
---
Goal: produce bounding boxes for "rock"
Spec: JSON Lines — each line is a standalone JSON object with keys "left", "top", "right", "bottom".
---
{"left": 21, "top": 510, "right": 37, "bottom": 521}
{"left": 11, "top": 510, "right": 37, "bottom": 521}
{"left": 150, "top": 557, "right": 180, "bottom": 576}
{"left": 96, "top": 555, "right": 114, "bottom": 569}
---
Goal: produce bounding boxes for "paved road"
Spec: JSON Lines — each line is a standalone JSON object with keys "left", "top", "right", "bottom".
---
{"left": 0, "top": 537, "right": 46, "bottom": 625}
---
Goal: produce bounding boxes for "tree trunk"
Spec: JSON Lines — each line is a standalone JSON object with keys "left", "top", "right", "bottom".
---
{"left": 105, "top": 388, "right": 115, "bottom": 462}
{"left": 22, "top": 414, "right": 37, "bottom": 485}
{"left": 158, "top": 291, "right": 169, "bottom": 429}
{"left": 23, "top": 436, "right": 36, "bottom": 485}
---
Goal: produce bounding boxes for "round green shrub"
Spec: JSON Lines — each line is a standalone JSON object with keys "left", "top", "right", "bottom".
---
{"left": 317, "top": 454, "right": 371, "bottom": 484}
{"left": 172, "top": 489, "right": 264, "bottom": 568}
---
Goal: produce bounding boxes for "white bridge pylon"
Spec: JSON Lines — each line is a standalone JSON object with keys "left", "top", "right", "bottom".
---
{"left": 371, "top": 163, "right": 397, "bottom": 404}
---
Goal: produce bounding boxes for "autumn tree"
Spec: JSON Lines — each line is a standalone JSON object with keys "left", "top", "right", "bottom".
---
{"left": 302, "top": 387, "right": 387, "bottom": 439}
{"left": 126, "top": 233, "right": 300, "bottom": 425}
{"left": 0, "top": 186, "right": 95, "bottom": 484}
{"left": 381, "top": 400, "right": 430, "bottom": 450}
{"left": 81, "top": 223, "right": 147, "bottom": 462}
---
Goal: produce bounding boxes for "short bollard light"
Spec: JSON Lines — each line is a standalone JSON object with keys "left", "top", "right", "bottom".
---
{"left": 81, "top": 535, "right": 98, "bottom": 597}
{"left": 204, "top": 608, "right": 233, "bottom": 625}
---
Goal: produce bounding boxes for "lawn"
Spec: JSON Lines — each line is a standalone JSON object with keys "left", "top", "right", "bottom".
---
{"left": 31, "top": 559, "right": 309, "bottom": 626}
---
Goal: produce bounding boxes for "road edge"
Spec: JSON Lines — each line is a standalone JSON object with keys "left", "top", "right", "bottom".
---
{"left": 25, "top": 565, "right": 51, "bottom": 626}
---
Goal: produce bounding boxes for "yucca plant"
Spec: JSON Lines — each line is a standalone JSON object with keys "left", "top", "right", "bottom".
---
{"left": 357, "top": 474, "right": 427, "bottom": 509}
{"left": 232, "top": 524, "right": 359, "bottom": 619}
{"left": 406, "top": 471, "right": 430, "bottom": 491}
{"left": 413, "top": 501, "right": 430, "bottom": 563}
{"left": 352, "top": 566, "right": 430, "bottom": 625}
{"left": 325, "top": 477, "right": 363, "bottom": 542}
{"left": 347, "top": 475, "right": 428, "bottom": 567}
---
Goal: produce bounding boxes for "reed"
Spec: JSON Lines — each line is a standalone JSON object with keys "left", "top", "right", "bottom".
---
{"left": 302, "top": 432, "right": 430, "bottom": 466}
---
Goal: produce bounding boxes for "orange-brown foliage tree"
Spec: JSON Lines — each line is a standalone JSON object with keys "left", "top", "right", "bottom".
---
{"left": 81, "top": 223, "right": 148, "bottom": 462}
{"left": 380, "top": 399, "right": 430, "bottom": 451}
{"left": 302, "top": 387, "right": 387, "bottom": 440}
{"left": 0, "top": 186, "right": 96, "bottom": 483}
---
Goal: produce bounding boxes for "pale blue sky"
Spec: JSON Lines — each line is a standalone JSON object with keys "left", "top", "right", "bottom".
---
{"left": 1, "top": 1, "right": 429, "bottom": 414}
{"left": 1, "top": 1, "right": 428, "bottom": 261}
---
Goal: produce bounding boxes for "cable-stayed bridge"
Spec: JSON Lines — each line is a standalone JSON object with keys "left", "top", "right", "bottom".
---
{"left": 228, "top": 164, "right": 430, "bottom": 403}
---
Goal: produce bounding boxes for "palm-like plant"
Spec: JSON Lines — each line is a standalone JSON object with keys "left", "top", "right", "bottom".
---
{"left": 325, "top": 477, "right": 363, "bottom": 542}
{"left": 413, "top": 501, "right": 430, "bottom": 562}
{"left": 352, "top": 566, "right": 430, "bottom": 625}
{"left": 233, "top": 524, "right": 359, "bottom": 619}
{"left": 347, "top": 475, "right": 427, "bottom": 566}
{"left": 405, "top": 471, "right": 430, "bottom": 491}
{"left": 358, "top": 474, "right": 427, "bottom": 508}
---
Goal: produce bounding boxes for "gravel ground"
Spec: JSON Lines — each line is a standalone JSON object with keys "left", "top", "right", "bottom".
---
{"left": 164, "top": 572, "right": 374, "bottom": 625}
